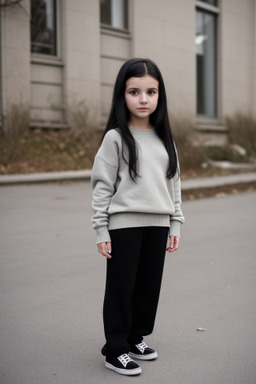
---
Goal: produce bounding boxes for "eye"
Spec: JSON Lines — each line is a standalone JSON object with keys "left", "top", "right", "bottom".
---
{"left": 148, "top": 89, "right": 157, "bottom": 95}
{"left": 129, "top": 90, "right": 138, "bottom": 95}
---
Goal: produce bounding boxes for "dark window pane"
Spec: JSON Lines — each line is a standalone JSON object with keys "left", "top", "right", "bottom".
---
{"left": 31, "top": 0, "right": 57, "bottom": 55}
{"left": 100, "top": 0, "right": 128, "bottom": 31}
{"left": 123, "top": 0, "right": 128, "bottom": 30}
{"left": 195, "top": 10, "right": 217, "bottom": 117}
{"left": 198, "top": 0, "right": 218, "bottom": 6}
{"left": 100, "top": 0, "right": 111, "bottom": 25}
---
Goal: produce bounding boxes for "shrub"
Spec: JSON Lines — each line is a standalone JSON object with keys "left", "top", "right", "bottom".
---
{"left": 171, "top": 116, "right": 206, "bottom": 172}
{"left": 225, "top": 113, "right": 256, "bottom": 157}
{"left": 204, "top": 145, "right": 248, "bottom": 163}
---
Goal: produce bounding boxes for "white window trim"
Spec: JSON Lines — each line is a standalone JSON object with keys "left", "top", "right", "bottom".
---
{"left": 195, "top": 1, "right": 219, "bottom": 14}
{"left": 100, "top": 23, "right": 130, "bottom": 34}
{"left": 31, "top": 0, "right": 62, "bottom": 62}
{"left": 100, "top": 0, "right": 130, "bottom": 35}
{"left": 195, "top": 0, "right": 223, "bottom": 127}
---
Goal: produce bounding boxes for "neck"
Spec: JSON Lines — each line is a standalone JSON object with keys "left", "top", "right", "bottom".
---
{"left": 128, "top": 117, "right": 152, "bottom": 130}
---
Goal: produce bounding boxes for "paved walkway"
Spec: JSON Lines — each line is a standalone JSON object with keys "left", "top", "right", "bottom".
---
{"left": 0, "top": 182, "right": 256, "bottom": 384}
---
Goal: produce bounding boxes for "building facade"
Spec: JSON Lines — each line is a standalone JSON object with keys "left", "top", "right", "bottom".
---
{"left": 0, "top": 0, "right": 256, "bottom": 144}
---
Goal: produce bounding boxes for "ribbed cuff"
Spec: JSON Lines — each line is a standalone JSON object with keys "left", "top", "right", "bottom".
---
{"left": 96, "top": 226, "right": 111, "bottom": 244}
{"left": 169, "top": 221, "right": 181, "bottom": 238}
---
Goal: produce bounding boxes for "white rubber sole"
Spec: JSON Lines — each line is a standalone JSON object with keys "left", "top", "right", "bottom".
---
{"left": 105, "top": 362, "right": 142, "bottom": 376}
{"left": 129, "top": 351, "right": 158, "bottom": 361}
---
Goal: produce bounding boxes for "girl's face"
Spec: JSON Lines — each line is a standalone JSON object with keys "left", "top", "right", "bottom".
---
{"left": 125, "top": 75, "right": 159, "bottom": 125}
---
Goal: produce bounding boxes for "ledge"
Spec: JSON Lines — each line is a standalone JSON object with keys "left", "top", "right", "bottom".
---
{"left": 195, "top": 116, "right": 227, "bottom": 133}
{"left": 30, "top": 122, "right": 69, "bottom": 130}
{"left": 195, "top": 124, "right": 227, "bottom": 133}
{"left": 100, "top": 26, "right": 131, "bottom": 40}
{"left": 31, "top": 57, "right": 64, "bottom": 67}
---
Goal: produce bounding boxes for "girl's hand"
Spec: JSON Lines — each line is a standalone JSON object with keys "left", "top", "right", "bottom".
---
{"left": 97, "top": 242, "right": 112, "bottom": 259}
{"left": 166, "top": 236, "right": 180, "bottom": 252}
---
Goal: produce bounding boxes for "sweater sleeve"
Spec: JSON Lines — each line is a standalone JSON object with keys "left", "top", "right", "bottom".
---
{"left": 169, "top": 171, "right": 185, "bottom": 238}
{"left": 91, "top": 131, "right": 120, "bottom": 244}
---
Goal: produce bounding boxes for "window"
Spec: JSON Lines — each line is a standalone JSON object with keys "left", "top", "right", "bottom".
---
{"left": 100, "top": 0, "right": 129, "bottom": 31}
{"left": 198, "top": 0, "right": 218, "bottom": 6}
{"left": 195, "top": 1, "right": 219, "bottom": 117}
{"left": 31, "top": 0, "right": 57, "bottom": 55}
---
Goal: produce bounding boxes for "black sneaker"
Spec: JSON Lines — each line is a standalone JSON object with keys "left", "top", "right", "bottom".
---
{"left": 129, "top": 341, "right": 158, "bottom": 360}
{"left": 105, "top": 353, "right": 142, "bottom": 375}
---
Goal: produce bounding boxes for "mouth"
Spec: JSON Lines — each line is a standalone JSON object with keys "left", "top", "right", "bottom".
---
{"left": 137, "top": 108, "right": 149, "bottom": 112}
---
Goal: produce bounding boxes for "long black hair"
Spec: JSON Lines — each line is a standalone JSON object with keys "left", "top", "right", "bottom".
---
{"left": 103, "top": 58, "right": 178, "bottom": 181}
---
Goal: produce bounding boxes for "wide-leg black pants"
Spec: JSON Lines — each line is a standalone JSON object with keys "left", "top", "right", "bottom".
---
{"left": 101, "top": 226, "right": 169, "bottom": 358}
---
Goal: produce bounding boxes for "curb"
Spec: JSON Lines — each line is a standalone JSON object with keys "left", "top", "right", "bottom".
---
{"left": 0, "top": 170, "right": 92, "bottom": 186}
{"left": 0, "top": 170, "right": 256, "bottom": 192}
{"left": 181, "top": 172, "right": 256, "bottom": 191}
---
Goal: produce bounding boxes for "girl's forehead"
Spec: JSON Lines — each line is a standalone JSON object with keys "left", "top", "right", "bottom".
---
{"left": 126, "top": 75, "right": 159, "bottom": 89}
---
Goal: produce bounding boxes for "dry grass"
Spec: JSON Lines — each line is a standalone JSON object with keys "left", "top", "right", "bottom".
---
{"left": 0, "top": 129, "right": 101, "bottom": 174}
{"left": 0, "top": 100, "right": 102, "bottom": 174}
{"left": 1, "top": 111, "right": 256, "bottom": 177}
{"left": 3, "top": 103, "right": 29, "bottom": 138}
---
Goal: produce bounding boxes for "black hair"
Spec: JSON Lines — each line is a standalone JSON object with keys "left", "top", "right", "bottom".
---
{"left": 103, "top": 58, "right": 178, "bottom": 181}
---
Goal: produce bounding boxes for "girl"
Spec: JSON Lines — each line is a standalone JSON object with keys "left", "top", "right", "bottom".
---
{"left": 91, "top": 58, "right": 184, "bottom": 376}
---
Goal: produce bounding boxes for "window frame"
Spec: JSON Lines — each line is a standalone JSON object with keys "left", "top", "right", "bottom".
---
{"left": 31, "top": 0, "right": 61, "bottom": 60}
{"left": 195, "top": 0, "right": 220, "bottom": 121}
{"left": 196, "top": 0, "right": 218, "bottom": 8}
{"left": 100, "top": 0, "right": 130, "bottom": 35}
{"left": 195, "top": 0, "right": 219, "bottom": 14}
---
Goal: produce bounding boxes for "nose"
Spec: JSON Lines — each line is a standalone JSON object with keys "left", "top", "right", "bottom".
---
{"left": 140, "top": 92, "right": 148, "bottom": 104}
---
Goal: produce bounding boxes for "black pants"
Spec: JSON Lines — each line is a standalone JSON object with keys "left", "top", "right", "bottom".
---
{"left": 101, "top": 226, "right": 169, "bottom": 358}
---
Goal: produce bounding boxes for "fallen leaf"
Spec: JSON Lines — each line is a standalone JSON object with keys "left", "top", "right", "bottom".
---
{"left": 215, "top": 192, "right": 227, "bottom": 198}
{"left": 52, "top": 196, "right": 68, "bottom": 200}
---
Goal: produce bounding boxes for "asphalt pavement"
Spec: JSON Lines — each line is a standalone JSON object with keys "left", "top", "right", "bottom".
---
{"left": 0, "top": 182, "right": 256, "bottom": 384}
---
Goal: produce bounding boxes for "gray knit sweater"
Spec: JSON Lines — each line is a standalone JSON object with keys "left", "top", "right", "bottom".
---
{"left": 91, "top": 127, "right": 185, "bottom": 244}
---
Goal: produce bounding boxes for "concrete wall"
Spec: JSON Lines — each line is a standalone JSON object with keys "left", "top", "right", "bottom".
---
{"left": 0, "top": 0, "right": 30, "bottom": 134}
{"left": 221, "top": 0, "right": 256, "bottom": 118}
{"left": 30, "top": 0, "right": 101, "bottom": 129}
{"left": 30, "top": 0, "right": 65, "bottom": 127}
{"left": 131, "top": 0, "right": 196, "bottom": 120}
{"left": 99, "top": 0, "right": 196, "bottom": 125}
{"left": 0, "top": 0, "right": 256, "bottom": 135}
{"left": 62, "top": 0, "right": 101, "bottom": 129}
{"left": 30, "top": 59, "right": 64, "bottom": 125}
{"left": 100, "top": 31, "right": 131, "bottom": 125}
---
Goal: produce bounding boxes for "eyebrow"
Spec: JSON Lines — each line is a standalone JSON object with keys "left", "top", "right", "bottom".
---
{"left": 126, "top": 87, "right": 158, "bottom": 90}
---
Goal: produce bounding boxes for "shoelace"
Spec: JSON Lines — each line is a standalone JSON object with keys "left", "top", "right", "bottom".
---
{"left": 136, "top": 341, "right": 148, "bottom": 353}
{"left": 118, "top": 353, "right": 133, "bottom": 367}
